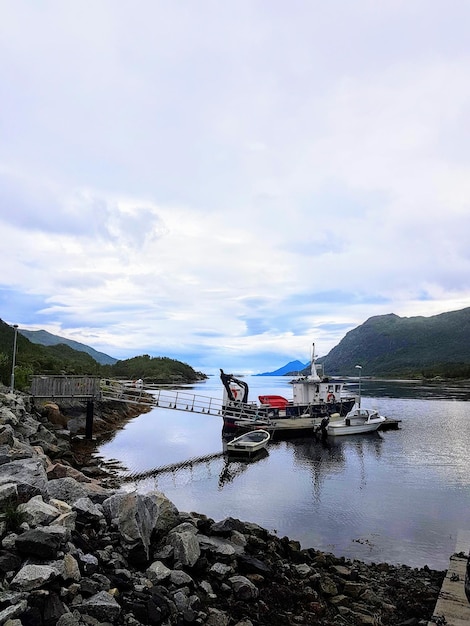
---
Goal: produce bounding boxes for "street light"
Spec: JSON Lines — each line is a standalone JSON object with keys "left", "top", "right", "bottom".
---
{"left": 355, "top": 364, "right": 362, "bottom": 408}
{"left": 10, "top": 324, "right": 18, "bottom": 393}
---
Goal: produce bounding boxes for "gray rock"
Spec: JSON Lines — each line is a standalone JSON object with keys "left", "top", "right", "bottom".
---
{"left": 72, "top": 496, "right": 104, "bottom": 522}
{"left": 170, "top": 569, "right": 194, "bottom": 587}
{"left": 56, "top": 616, "right": 82, "bottom": 626}
{"left": 172, "top": 588, "right": 190, "bottom": 611}
{"left": 206, "top": 607, "right": 230, "bottom": 625}
{"left": 228, "top": 575, "right": 259, "bottom": 600}
{"left": 75, "top": 590, "right": 121, "bottom": 621}
{"left": 76, "top": 551, "right": 99, "bottom": 576}
{"left": 170, "top": 530, "right": 201, "bottom": 567}
{"left": 211, "top": 517, "right": 248, "bottom": 535}
{"left": 146, "top": 560, "right": 171, "bottom": 582}
{"left": 198, "top": 534, "right": 243, "bottom": 557}
{"left": 0, "top": 423, "right": 15, "bottom": 446}
{"left": 0, "top": 482, "right": 18, "bottom": 506}
{"left": 0, "top": 599, "right": 27, "bottom": 623}
{"left": 10, "top": 564, "right": 58, "bottom": 590}
{"left": 169, "top": 521, "right": 198, "bottom": 535}
{"left": 0, "top": 458, "right": 49, "bottom": 500}
{"left": 210, "top": 562, "right": 233, "bottom": 579}
{"left": 102, "top": 492, "right": 160, "bottom": 559}
{"left": 0, "top": 406, "right": 19, "bottom": 426}
{"left": 293, "top": 562, "right": 312, "bottom": 577}
{"left": 15, "top": 526, "right": 68, "bottom": 559}
{"left": 50, "top": 510, "right": 77, "bottom": 530}
{"left": 151, "top": 490, "right": 180, "bottom": 533}
{"left": 16, "top": 415, "right": 40, "bottom": 439}
{"left": 46, "top": 476, "right": 89, "bottom": 504}
{"left": 17, "top": 494, "right": 61, "bottom": 526}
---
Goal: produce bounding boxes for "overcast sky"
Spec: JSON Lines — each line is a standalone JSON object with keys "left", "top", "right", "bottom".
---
{"left": 1, "top": 1, "right": 470, "bottom": 374}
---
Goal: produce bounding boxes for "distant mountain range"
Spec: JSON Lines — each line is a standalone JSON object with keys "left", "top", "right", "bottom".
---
{"left": 256, "top": 360, "right": 309, "bottom": 376}
{"left": 18, "top": 329, "right": 118, "bottom": 365}
{"left": 261, "top": 307, "right": 470, "bottom": 378}
{"left": 15, "top": 305, "right": 470, "bottom": 378}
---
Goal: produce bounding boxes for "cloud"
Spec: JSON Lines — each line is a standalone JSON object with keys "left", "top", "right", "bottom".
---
{"left": 1, "top": 1, "right": 470, "bottom": 372}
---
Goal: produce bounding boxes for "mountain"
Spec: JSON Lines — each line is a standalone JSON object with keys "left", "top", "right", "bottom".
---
{"left": 320, "top": 307, "right": 470, "bottom": 378}
{"left": 18, "top": 329, "right": 118, "bottom": 365}
{"left": 257, "top": 360, "right": 309, "bottom": 376}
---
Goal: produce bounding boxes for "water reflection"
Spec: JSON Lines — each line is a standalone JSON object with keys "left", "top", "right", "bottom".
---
{"left": 97, "top": 376, "right": 470, "bottom": 569}
{"left": 347, "top": 378, "right": 470, "bottom": 401}
{"left": 218, "top": 449, "right": 269, "bottom": 488}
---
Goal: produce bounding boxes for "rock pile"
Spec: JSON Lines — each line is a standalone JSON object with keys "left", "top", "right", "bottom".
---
{"left": 0, "top": 388, "right": 445, "bottom": 625}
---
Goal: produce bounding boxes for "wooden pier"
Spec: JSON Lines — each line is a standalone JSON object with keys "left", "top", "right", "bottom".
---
{"left": 428, "top": 531, "right": 470, "bottom": 626}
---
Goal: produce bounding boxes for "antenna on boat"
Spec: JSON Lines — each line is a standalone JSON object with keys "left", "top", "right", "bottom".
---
{"left": 309, "top": 343, "right": 321, "bottom": 381}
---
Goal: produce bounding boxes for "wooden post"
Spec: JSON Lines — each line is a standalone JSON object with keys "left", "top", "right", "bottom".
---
{"left": 86, "top": 400, "right": 94, "bottom": 440}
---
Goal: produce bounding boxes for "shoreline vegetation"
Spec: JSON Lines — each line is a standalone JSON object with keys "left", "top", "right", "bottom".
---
{"left": 0, "top": 385, "right": 446, "bottom": 625}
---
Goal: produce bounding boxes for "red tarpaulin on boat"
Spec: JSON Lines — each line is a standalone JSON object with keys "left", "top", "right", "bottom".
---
{"left": 258, "top": 395, "right": 289, "bottom": 408}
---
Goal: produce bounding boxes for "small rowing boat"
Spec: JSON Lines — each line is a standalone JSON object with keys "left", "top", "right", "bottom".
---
{"left": 225, "top": 429, "right": 270, "bottom": 456}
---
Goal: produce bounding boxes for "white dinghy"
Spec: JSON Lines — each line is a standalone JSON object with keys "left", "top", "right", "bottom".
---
{"left": 226, "top": 429, "right": 271, "bottom": 456}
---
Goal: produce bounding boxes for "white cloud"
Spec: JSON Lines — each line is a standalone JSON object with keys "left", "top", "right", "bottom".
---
{"left": 1, "top": 1, "right": 470, "bottom": 372}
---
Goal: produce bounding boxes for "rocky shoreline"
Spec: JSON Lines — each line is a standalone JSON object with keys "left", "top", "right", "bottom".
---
{"left": 0, "top": 387, "right": 445, "bottom": 625}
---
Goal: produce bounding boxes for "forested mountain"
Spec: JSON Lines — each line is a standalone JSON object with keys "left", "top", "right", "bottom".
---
{"left": 19, "top": 328, "right": 117, "bottom": 365}
{"left": 320, "top": 307, "right": 470, "bottom": 378}
{"left": 0, "top": 320, "right": 102, "bottom": 388}
{"left": 0, "top": 320, "right": 206, "bottom": 389}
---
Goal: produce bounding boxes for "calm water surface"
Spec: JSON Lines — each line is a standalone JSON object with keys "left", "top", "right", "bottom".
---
{"left": 97, "top": 376, "right": 470, "bottom": 570}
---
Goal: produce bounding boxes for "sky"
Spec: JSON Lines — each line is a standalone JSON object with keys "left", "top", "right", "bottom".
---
{"left": 1, "top": 1, "right": 470, "bottom": 375}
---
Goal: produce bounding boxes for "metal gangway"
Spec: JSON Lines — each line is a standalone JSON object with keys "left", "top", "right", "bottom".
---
{"left": 99, "top": 379, "right": 269, "bottom": 422}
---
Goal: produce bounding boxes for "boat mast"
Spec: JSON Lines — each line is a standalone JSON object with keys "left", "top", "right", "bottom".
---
{"left": 309, "top": 343, "right": 321, "bottom": 381}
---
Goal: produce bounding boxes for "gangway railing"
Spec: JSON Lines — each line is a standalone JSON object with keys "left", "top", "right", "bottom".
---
{"left": 151, "top": 388, "right": 224, "bottom": 416}
{"left": 99, "top": 380, "right": 271, "bottom": 422}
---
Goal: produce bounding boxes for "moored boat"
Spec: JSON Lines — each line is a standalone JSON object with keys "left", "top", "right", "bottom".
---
{"left": 327, "top": 407, "right": 386, "bottom": 436}
{"left": 225, "top": 429, "right": 271, "bottom": 456}
{"left": 220, "top": 343, "right": 356, "bottom": 434}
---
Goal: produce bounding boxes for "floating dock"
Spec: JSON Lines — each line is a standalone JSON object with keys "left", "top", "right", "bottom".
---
{"left": 428, "top": 530, "right": 470, "bottom": 625}
{"left": 379, "top": 417, "right": 401, "bottom": 430}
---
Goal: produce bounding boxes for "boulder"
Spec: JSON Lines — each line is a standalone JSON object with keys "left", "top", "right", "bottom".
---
{"left": 15, "top": 526, "right": 68, "bottom": 559}
{"left": 17, "top": 495, "right": 61, "bottom": 527}
{"left": 10, "top": 564, "right": 58, "bottom": 591}
{"left": 102, "top": 492, "right": 161, "bottom": 560}
{"left": 0, "top": 458, "right": 48, "bottom": 501}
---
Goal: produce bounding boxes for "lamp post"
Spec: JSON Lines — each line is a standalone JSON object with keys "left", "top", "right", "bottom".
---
{"left": 10, "top": 324, "right": 18, "bottom": 393}
{"left": 355, "top": 364, "right": 362, "bottom": 408}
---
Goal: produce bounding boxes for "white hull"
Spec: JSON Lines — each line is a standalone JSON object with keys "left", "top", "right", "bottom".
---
{"left": 226, "top": 429, "right": 270, "bottom": 455}
{"left": 327, "top": 408, "right": 386, "bottom": 437}
{"left": 327, "top": 421, "right": 383, "bottom": 436}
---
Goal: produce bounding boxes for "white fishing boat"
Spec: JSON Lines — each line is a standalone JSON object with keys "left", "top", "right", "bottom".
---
{"left": 225, "top": 429, "right": 271, "bottom": 456}
{"left": 327, "top": 407, "right": 386, "bottom": 436}
{"left": 220, "top": 343, "right": 355, "bottom": 436}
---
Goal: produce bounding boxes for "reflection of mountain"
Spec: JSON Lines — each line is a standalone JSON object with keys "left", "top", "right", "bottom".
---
{"left": 285, "top": 434, "right": 384, "bottom": 501}
{"left": 350, "top": 379, "right": 470, "bottom": 401}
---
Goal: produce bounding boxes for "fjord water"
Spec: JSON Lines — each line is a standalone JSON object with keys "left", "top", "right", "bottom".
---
{"left": 97, "top": 376, "right": 470, "bottom": 570}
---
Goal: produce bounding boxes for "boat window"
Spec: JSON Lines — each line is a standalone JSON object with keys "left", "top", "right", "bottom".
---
{"left": 315, "top": 385, "right": 319, "bottom": 393}
{"left": 335, "top": 385, "right": 341, "bottom": 393}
